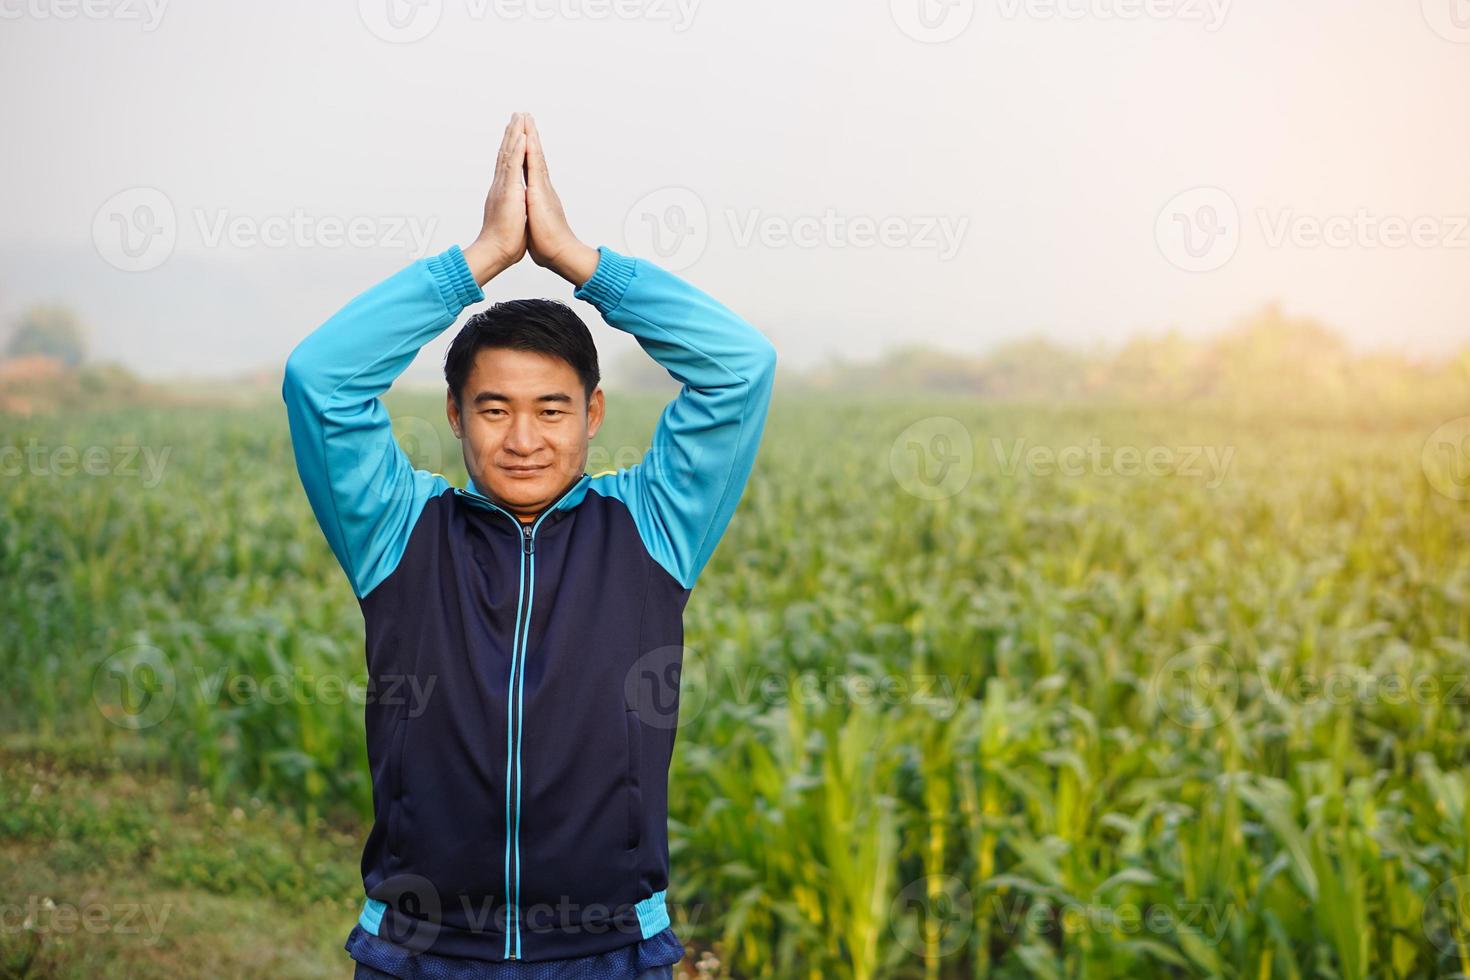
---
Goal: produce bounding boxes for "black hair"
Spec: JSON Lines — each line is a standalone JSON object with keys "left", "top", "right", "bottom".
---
{"left": 444, "top": 299, "right": 600, "bottom": 408}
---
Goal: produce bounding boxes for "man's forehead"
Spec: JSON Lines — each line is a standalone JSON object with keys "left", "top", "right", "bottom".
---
{"left": 464, "top": 348, "right": 583, "bottom": 404}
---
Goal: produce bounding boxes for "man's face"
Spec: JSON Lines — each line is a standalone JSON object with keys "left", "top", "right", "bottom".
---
{"left": 447, "top": 346, "right": 604, "bottom": 522}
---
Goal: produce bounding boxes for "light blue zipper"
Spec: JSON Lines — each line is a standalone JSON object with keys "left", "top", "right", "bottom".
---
{"left": 454, "top": 480, "right": 582, "bottom": 960}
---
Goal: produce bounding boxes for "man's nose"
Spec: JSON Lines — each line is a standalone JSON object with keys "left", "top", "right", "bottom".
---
{"left": 503, "top": 415, "right": 542, "bottom": 456}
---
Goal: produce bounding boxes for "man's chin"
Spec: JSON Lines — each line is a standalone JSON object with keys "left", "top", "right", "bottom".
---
{"left": 485, "top": 470, "right": 570, "bottom": 511}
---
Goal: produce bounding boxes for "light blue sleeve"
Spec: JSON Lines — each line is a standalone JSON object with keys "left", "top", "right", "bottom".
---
{"left": 281, "top": 245, "right": 484, "bottom": 599}
{"left": 575, "top": 246, "right": 778, "bottom": 590}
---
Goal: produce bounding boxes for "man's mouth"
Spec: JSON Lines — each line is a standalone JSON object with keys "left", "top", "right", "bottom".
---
{"left": 502, "top": 465, "right": 548, "bottom": 477}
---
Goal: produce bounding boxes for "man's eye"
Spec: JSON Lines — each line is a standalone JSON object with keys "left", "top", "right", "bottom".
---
{"left": 542, "top": 410, "right": 564, "bottom": 417}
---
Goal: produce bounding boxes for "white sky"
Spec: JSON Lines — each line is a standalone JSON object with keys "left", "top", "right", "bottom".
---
{"left": 1, "top": 0, "right": 1467, "bottom": 381}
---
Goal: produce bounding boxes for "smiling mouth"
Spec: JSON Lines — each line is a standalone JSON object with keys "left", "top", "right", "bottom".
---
{"left": 502, "top": 465, "right": 548, "bottom": 475}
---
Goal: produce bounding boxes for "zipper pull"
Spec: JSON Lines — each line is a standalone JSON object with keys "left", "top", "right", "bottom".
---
{"left": 522, "top": 523, "right": 534, "bottom": 555}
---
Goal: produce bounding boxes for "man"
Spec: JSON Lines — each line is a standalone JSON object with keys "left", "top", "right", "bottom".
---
{"left": 281, "top": 112, "right": 777, "bottom": 978}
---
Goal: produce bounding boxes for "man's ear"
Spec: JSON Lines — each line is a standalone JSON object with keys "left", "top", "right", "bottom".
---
{"left": 585, "top": 386, "right": 605, "bottom": 440}
{"left": 446, "top": 389, "right": 462, "bottom": 439}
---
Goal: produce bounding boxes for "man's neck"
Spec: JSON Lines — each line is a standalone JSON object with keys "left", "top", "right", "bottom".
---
{"left": 466, "top": 472, "right": 582, "bottom": 524}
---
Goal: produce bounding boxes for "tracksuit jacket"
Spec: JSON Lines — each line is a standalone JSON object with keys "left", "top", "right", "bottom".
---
{"left": 281, "top": 243, "right": 776, "bottom": 971}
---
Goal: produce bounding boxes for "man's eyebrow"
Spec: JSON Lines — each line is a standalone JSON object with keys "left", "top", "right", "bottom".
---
{"left": 471, "top": 390, "right": 575, "bottom": 405}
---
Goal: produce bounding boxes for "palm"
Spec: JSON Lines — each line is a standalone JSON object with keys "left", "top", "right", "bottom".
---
{"left": 487, "top": 182, "right": 527, "bottom": 262}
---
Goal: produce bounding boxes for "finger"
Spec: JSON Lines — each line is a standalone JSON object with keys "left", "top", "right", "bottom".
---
{"left": 487, "top": 137, "right": 521, "bottom": 204}
{"left": 497, "top": 131, "right": 526, "bottom": 182}
{"left": 509, "top": 130, "right": 527, "bottom": 186}
{"left": 519, "top": 116, "right": 531, "bottom": 184}
{"left": 525, "top": 114, "right": 550, "bottom": 188}
{"left": 493, "top": 112, "right": 522, "bottom": 176}
{"left": 499, "top": 111, "right": 521, "bottom": 154}
{"left": 499, "top": 129, "right": 529, "bottom": 173}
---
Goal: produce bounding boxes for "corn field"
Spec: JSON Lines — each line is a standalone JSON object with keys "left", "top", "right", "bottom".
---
{"left": 3, "top": 392, "right": 1469, "bottom": 978}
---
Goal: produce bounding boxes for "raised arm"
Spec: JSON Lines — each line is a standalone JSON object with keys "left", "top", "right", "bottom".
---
{"left": 282, "top": 112, "right": 529, "bottom": 598}
{"left": 577, "top": 249, "right": 777, "bottom": 589}
{"left": 523, "top": 114, "right": 777, "bottom": 591}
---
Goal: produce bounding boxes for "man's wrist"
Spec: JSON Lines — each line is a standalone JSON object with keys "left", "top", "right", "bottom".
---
{"left": 462, "top": 238, "right": 511, "bottom": 285}
{"left": 552, "top": 241, "right": 600, "bottom": 289}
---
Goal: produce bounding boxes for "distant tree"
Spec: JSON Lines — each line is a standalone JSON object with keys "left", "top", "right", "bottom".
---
{"left": 758, "top": 303, "right": 1465, "bottom": 418}
{"left": 1206, "top": 303, "right": 1350, "bottom": 408}
{"left": 975, "top": 337, "right": 1088, "bottom": 398}
{"left": 6, "top": 305, "right": 87, "bottom": 367}
{"left": 1102, "top": 329, "right": 1209, "bottom": 401}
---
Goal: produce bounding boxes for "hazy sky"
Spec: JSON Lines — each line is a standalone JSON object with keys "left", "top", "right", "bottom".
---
{"left": 1, "top": 0, "right": 1467, "bottom": 381}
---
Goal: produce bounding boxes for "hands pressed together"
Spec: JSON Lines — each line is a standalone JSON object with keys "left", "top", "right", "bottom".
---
{"left": 462, "top": 112, "right": 601, "bottom": 289}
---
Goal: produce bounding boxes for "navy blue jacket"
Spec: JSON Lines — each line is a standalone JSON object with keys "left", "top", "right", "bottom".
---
{"left": 282, "top": 244, "right": 776, "bottom": 966}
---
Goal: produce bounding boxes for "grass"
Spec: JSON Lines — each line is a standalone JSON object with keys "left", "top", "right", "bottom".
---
{"left": 0, "top": 738, "right": 359, "bottom": 978}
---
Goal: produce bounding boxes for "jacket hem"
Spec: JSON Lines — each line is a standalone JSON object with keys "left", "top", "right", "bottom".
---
{"left": 355, "top": 888, "right": 672, "bottom": 959}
